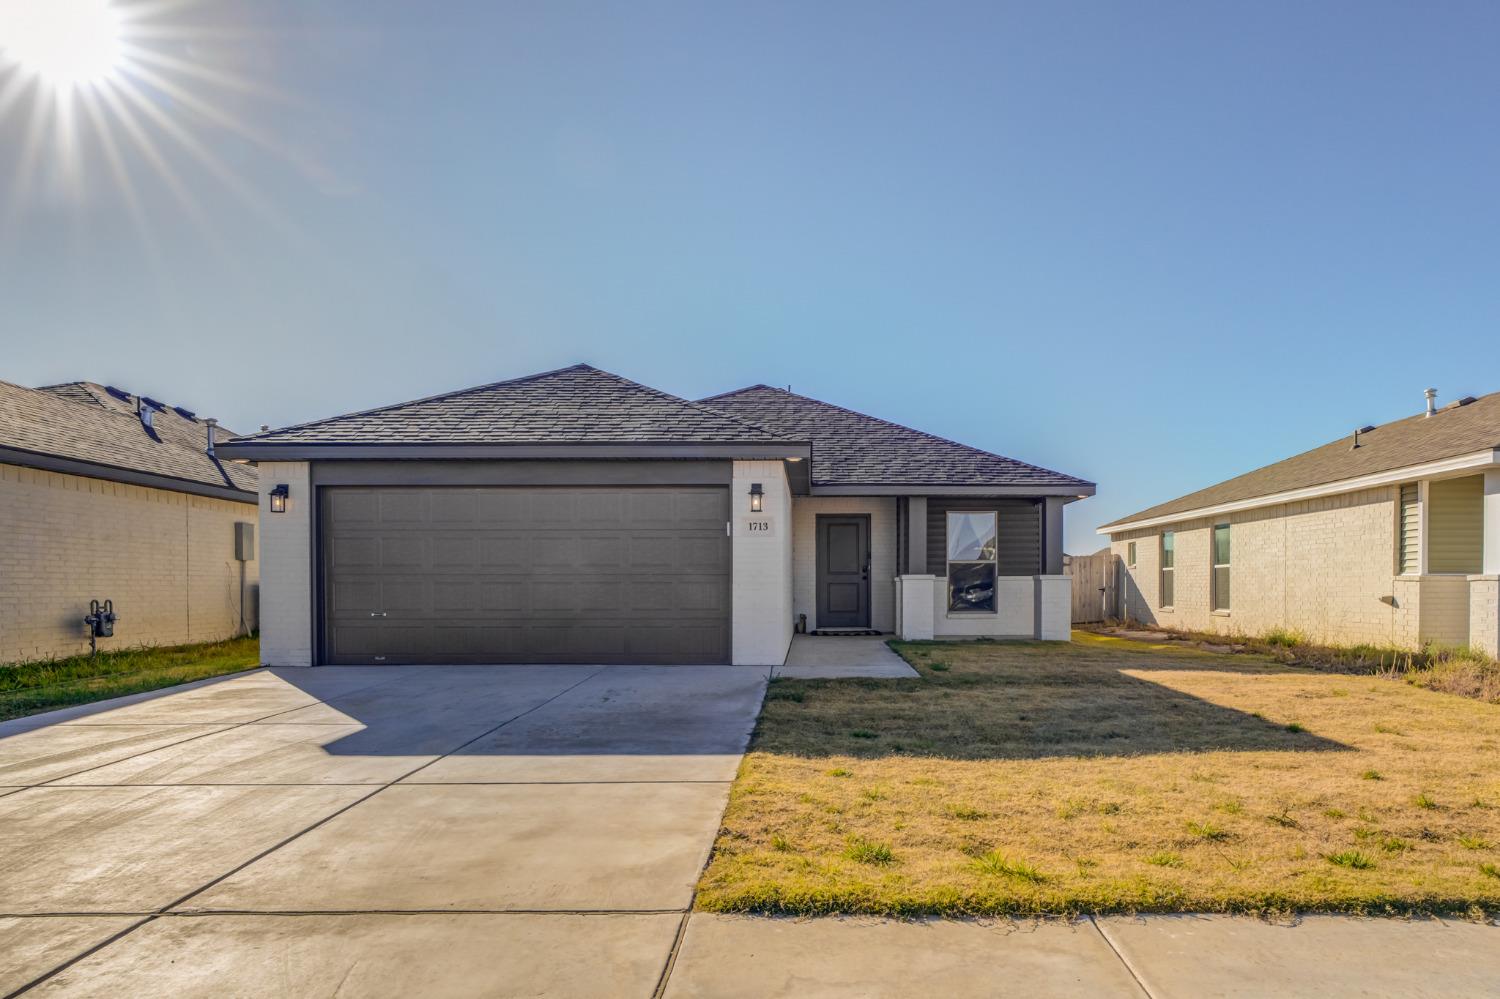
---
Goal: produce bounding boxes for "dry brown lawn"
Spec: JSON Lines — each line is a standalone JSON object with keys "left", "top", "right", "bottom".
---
{"left": 696, "top": 632, "right": 1500, "bottom": 916}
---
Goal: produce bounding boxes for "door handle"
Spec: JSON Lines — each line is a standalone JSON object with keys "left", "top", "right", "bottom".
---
{"left": 369, "top": 612, "right": 387, "bottom": 618}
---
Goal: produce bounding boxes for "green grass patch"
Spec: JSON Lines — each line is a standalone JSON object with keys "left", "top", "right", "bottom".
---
{"left": 1327, "top": 850, "right": 1376, "bottom": 870}
{"left": 0, "top": 637, "right": 261, "bottom": 721}
{"left": 973, "top": 851, "right": 1046, "bottom": 882}
{"left": 843, "top": 836, "right": 896, "bottom": 865}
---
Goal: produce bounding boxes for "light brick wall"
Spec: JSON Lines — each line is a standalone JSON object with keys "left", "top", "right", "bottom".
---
{"left": 0, "top": 462, "right": 258, "bottom": 663}
{"left": 731, "top": 460, "right": 794, "bottom": 665}
{"left": 257, "top": 461, "right": 313, "bottom": 667}
{"left": 791, "top": 496, "right": 897, "bottom": 632}
{"left": 1110, "top": 486, "right": 1407, "bottom": 646}
{"left": 1469, "top": 576, "right": 1500, "bottom": 658}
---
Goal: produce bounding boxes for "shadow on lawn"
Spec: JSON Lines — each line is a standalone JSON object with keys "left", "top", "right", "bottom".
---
{"left": 754, "top": 641, "right": 1352, "bottom": 760}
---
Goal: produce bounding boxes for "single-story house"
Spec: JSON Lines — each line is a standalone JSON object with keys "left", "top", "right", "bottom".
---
{"left": 0, "top": 380, "right": 259, "bottom": 663}
{"left": 217, "top": 364, "right": 1093, "bottom": 667}
{"left": 1099, "top": 388, "right": 1500, "bottom": 657}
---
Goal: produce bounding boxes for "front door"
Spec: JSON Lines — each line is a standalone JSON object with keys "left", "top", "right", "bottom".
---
{"left": 816, "top": 515, "right": 871, "bottom": 629}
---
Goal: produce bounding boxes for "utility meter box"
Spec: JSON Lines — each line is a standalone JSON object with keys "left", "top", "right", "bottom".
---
{"left": 235, "top": 522, "right": 255, "bottom": 562}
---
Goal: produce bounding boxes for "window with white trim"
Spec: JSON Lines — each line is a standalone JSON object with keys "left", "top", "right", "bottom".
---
{"left": 1212, "top": 524, "right": 1231, "bottom": 611}
{"left": 1127, "top": 541, "right": 1137, "bottom": 567}
{"left": 947, "top": 511, "right": 997, "bottom": 612}
{"left": 1160, "top": 531, "right": 1175, "bottom": 607}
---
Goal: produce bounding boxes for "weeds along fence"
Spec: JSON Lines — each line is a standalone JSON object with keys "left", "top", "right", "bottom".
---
{"left": 1064, "top": 548, "right": 1118, "bottom": 624}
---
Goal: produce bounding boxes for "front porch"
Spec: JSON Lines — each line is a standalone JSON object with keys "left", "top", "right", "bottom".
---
{"left": 787, "top": 493, "right": 1074, "bottom": 644}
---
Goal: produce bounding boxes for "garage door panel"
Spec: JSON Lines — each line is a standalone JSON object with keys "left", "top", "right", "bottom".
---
{"left": 531, "top": 580, "right": 617, "bottom": 613}
{"left": 378, "top": 492, "right": 427, "bottom": 522}
{"left": 429, "top": 491, "right": 479, "bottom": 522}
{"left": 574, "top": 492, "right": 625, "bottom": 525}
{"left": 322, "top": 485, "right": 730, "bottom": 665}
{"left": 380, "top": 537, "right": 427, "bottom": 568}
{"left": 672, "top": 490, "right": 731, "bottom": 525}
{"left": 627, "top": 536, "right": 675, "bottom": 568}
{"left": 381, "top": 581, "right": 428, "bottom": 614}
{"left": 330, "top": 490, "right": 380, "bottom": 523}
{"left": 431, "top": 537, "right": 479, "bottom": 568}
{"left": 678, "top": 537, "right": 727, "bottom": 567}
{"left": 476, "top": 491, "right": 530, "bottom": 523}
{"left": 330, "top": 580, "right": 380, "bottom": 616}
{"left": 479, "top": 537, "right": 527, "bottom": 568}
{"left": 329, "top": 536, "right": 381, "bottom": 569}
{"left": 675, "top": 580, "right": 728, "bottom": 612}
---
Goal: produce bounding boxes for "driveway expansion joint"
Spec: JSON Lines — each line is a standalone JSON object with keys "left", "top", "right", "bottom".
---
{"left": 1088, "top": 916, "right": 1158, "bottom": 999}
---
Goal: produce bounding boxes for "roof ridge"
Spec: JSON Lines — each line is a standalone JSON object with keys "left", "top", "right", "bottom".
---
{"left": 703, "top": 384, "right": 1082, "bottom": 482}
{"left": 698, "top": 383, "right": 777, "bottom": 403}
{"left": 588, "top": 372, "right": 795, "bottom": 441}
{"left": 234, "top": 362, "right": 602, "bottom": 442}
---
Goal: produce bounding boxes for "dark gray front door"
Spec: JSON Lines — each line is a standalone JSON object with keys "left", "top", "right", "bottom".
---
{"left": 816, "top": 515, "right": 870, "bottom": 629}
{"left": 320, "top": 486, "right": 730, "bottom": 665}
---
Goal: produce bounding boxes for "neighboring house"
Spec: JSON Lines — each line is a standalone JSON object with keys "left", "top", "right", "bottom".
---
{"left": 0, "top": 380, "right": 260, "bottom": 663}
{"left": 1099, "top": 389, "right": 1500, "bottom": 658}
{"left": 217, "top": 364, "right": 1093, "bottom": 667}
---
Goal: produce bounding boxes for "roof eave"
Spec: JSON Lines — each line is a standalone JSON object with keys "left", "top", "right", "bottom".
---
{"left": 215, "top": 441, "right": 813, "bottom": 462}
{"left": 1098, "top": 447, "right": 1500, "bottom": 536}
{"left": 0, "top": 445, "right": 257, "bottom": 504}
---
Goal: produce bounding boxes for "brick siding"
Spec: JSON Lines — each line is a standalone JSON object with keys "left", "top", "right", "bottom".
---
{"left": 1111, "top": 486, "right": 1408, "bottom": 646}
{"left": 0, "top": 462, "right": 259, "bottom": 663}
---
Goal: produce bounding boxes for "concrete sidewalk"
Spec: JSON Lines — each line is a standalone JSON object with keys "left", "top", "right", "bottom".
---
{"left": 776, "top": 634, "right": 918, "bottom": 678}
{"left": 664, "top": 913, "right": 1500, "bottom": 998}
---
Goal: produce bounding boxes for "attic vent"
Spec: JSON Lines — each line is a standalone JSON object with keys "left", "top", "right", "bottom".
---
{"left": 1443, "top": 396, "right": 1477, "bottom": 410}
{"left": 173, "top": 405, "right": 197, "bottom": 420}
{"left": 1350, "top": 425, "right": 1376, "bottom": 449}
{"left": 104, "top": 385, "right": 131, "bottom": 403}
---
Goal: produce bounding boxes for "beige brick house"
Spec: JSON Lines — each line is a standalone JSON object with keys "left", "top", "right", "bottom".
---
{"left": 0, "top": 380, "right": 259, "bottom": 663}
{"left": 1100, "top": 389, "right": 1500, "bottom": 657}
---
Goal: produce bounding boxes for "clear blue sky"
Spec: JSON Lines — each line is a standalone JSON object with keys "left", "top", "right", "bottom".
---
{"left": 2, "top": 0, "right": 1496, "bottom": 552}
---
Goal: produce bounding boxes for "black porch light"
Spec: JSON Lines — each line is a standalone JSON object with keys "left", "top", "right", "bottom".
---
{"left": 269, "top": 483, "right": 289, "bottom": 513}
{"left": 749, "top": 482, "right": 764, "bottom": 513}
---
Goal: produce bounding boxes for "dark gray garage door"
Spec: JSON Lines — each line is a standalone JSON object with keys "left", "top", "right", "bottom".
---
{"left": 321, "top": 486, "right": 730, "bottom": 665}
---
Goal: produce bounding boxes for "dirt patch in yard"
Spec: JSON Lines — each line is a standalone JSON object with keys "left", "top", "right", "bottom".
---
{"left": 696, "top": 633, "right": 1500, "bottom": 917}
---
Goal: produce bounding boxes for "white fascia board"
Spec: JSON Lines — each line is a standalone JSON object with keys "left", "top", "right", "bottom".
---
{"left": 1098, "top": 448, "right": 1500, "bottom": 536}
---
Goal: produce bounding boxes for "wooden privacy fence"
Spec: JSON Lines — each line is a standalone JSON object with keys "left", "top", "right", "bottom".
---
{"left": 1064, "top": 548, "right": 1118, "bottom": 624}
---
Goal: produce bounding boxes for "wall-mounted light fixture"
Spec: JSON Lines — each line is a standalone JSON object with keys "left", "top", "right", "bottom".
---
{"left": 269, "top": 483, "right": 289, "bottom": 513}
{"left": 749, "top": 482, "right": 764, "bottom": 513}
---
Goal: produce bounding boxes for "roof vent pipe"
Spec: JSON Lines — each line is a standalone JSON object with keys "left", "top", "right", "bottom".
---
{"left": 205, "top": 418, "right": 218, "bottom": 456}
{"left": 1424, "top": 388, "right": 1437, "bottom": 417}
{"left": 135, "top": 395, "right": 153, "bottom": 432}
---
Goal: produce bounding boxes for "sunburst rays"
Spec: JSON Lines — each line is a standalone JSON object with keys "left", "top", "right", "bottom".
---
{"left": 0, "top": 0, "right": 318, "bottom": 255}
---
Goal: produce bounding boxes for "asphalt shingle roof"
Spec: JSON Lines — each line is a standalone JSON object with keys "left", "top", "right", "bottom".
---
{"left": 230, "top": 365, "right": 795, "bottom": 446}
{"left": 1101, "top": 390, "right": 1500, "bottom": 530}
{"left": 700, "top": 384, "right": 1093, "bottom": 490}
{"left": 2, "top": 380, "right": 256, "bottom": 495}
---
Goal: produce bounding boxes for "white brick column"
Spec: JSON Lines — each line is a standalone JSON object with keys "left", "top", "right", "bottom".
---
{"left": 257, "top": 461, "right": 313, "bottom": 667}
{"left": 1036, "top": 575, "right": 1072, "bottom": 640}
{"left": 731, "top": 460, "right": 793, "bottom": 666}
{"left": 895, "top": 575, "right": 936, "bottom": 640}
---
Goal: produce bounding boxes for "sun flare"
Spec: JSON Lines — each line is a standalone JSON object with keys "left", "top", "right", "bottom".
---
{"left": 0, "top": 0, "right": 125, "bottom": 89}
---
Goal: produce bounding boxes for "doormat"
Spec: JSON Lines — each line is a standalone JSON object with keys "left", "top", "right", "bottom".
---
{"left": 809, "top": 629, "right": 882, "bottom": 637}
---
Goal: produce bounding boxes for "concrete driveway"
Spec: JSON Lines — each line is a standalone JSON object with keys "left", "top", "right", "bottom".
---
{"left": 0, "top": 663, "right": 768, "bottom": 997}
